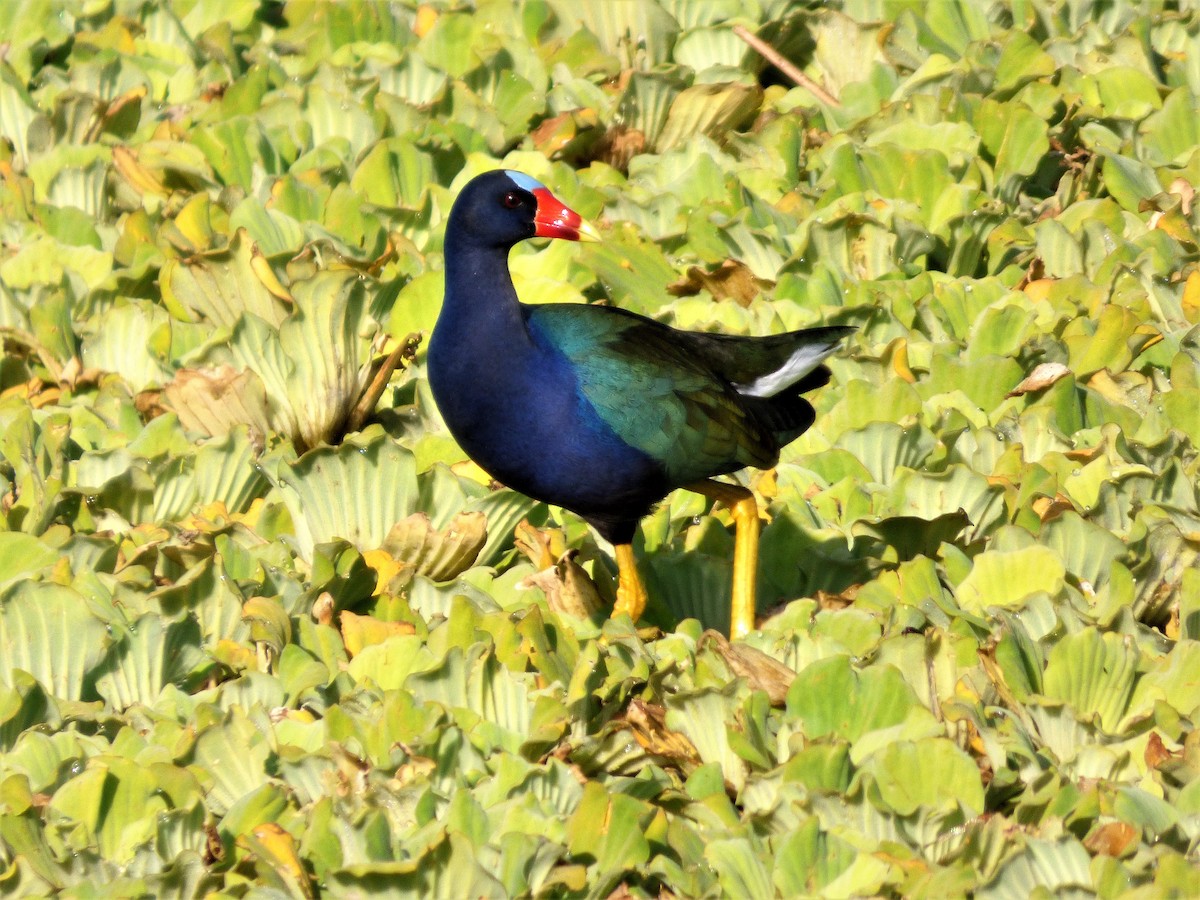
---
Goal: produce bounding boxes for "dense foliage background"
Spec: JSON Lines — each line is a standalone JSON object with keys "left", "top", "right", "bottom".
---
{"left": 2, "top": 0, "right": 1200, "bottom": 895}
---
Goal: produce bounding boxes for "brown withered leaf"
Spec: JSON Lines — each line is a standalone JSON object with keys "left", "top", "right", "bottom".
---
{"left": 380, "top": 510, "right": 487, "bottom": 582}
{"left": 1063, "top": 443, "right": 1104, "bottom": 463}
{"left": 1169, "top": 176, "right": 1195, "bottom": 215}
{"left": 514, "top": 519, "right": 564, "bottom": 571}
{"left": 976, "top": 638, "right": 1032, "bottom": 727}
{"left": 625, "top": 699, "right": 702, "bottom": 766}
{"left": 814, "top": 586, "right": 859, "bottom": 612}
{"left": 699, "top": 630, "right": 796, "bottom": 706}
{"left": 204, "top": 821, "right": 224, "bottom": 865}
{"left": 311, "top": 591, "right": 335, "bottom": 627}
{"left": 666, "top": 259, "right": 774, "bottom": 308}
{"left": 594, "top": 125, "right": 646, "bottom": 172}
{"left": 331, "top": 744, "right": 370, "bottom": 798}
{"left": 1083, "top": 821, "right": 1137, "bottom": 857}
{"left": 1007, "top": 362, "right": 1071, "bottom": 398}
{"left": 163, "top": 365, "right": 272, "bottom": 438}
{"left": 519, "top": 550, "right": 605, "bottom": 619}
{"left": 959, "top": 717, "right": 994, "bottom": 787}
{"left": 1014, "top": 256, "right": 1046, "bottom": 291}
{"left": 134, "top": 389, "right": 167, "bottom": 420}
{"left": 1145, "top": 732, "right": 1181, "bottom": 770}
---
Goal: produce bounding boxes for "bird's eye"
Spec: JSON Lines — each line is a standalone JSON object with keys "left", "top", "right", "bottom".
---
{"left": 501, "top": 191, "right": 522, "bottom": 209}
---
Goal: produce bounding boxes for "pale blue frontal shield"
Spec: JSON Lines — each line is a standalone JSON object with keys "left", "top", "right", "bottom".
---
{"left": 504, "top": 170, "right": 547, "bottom": 193}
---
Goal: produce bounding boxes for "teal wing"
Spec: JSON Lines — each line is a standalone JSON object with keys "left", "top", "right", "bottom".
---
{"left": 525, "top": 304, "right": 779, "bottom": 483}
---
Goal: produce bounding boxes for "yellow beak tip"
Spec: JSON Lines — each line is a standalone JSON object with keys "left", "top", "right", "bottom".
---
{"left": 576, "top": 219, "right": 602, "bottom": 243}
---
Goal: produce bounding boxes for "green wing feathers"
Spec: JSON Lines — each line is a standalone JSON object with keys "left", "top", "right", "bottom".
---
{"left": 527, "top": 305, "right": 847, "bottom": 484}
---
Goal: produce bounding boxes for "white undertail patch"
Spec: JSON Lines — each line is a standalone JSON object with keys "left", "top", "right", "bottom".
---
{"left": 733, "top": 340, "right": 841, "bottom": 398}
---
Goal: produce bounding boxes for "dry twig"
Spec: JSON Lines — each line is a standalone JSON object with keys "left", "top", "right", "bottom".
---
{"left": 733, "top": 24, "right": 841, "bottom": 108}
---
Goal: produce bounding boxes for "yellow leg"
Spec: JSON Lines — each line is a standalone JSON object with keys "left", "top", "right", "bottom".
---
{"left": 612, "top": 543, "right": 648, "bottom": 623}
{"left": 687, "top": 480, "right": 760, "bottom": 639}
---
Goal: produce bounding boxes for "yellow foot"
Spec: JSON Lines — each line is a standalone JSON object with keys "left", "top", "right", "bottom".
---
{"left": 612, "top": 543, "right": 648, "bottom": 623}
{"left": 686, "top": 479, "right": 760, "bottom": 640}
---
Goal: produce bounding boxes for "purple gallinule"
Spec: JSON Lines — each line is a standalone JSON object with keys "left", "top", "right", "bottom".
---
{"left": 428, "top": 170, "right": 851, "bottom": 637}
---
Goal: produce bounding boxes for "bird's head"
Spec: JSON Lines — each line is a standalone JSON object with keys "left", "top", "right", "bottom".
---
{"left": 448, "top": 170, "right": 601, "bottom": 248}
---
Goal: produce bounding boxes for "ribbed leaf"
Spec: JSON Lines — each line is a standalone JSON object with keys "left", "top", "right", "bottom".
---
{"left": 26, "top": 144, "right": 110, "bottom": 217}
{"left": 551, "top": 0, "right": 680, "bottom": 67}
{"left": 277, "top": 269, "right": 374, "bottom": 449}
{"left": 1042, "top": 630, "right": 1138, "bottom": 734}
{"left": 164, "top": 366, "right": 276, "bottom": 441}
{"left": 381, "top": 511, "right": 487, "bottom": 582}
{"left": 81, "top": 302, "right": 174, "bottom": 391}
{"left": 272, "top": 428, "right": 420, "bottom": 558}
{"left": 866, "top": 738, "right": 985, "bottom": 815}
{"left": 977, "top": 837, "right": 1093, "bottom": 900}
{"left": 0, "top": 532, "right": 58, "bottom": 589}
{"left": 305, "top": 84, "right": 379, "bottom": 160}
{"left": 160, "top": 230, "right": 289, "bottom": 329}
{"left": 0, "top": 583, "right": 110, "bottom": 702}
{"left": 93, "top": 616, "right": 204, "bottom": 711}
{"left": 0, "top": 68, "right": 37, "bottom": 164}
{"left": 467, "top": 654, "right": 534, "bottom": 753}
{"left": 665, "top": 687, "right": 747, "bottom": 791}
{"left": 192, "top": 711, "right": 273, "bottom": 815}
{"left": 834, "top": 422, "right": 936, "bottom": 485}
{"left": 657, "top": 82, "right": 762, "bottom": 151}
{"left": 48, "top": 757, "right": 168, "bottom": 863}
{"left": 705, "top": 837, "right": 773, "bottom": 900}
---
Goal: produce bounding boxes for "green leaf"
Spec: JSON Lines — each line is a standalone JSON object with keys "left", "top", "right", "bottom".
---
{"left": 565, "top": 781, "right": 653, "bottom": 876}
{"left": 867, "top": 738, "right": 985, "bottom": 815}
{"left": 956, "top": 546, "right": 1066, "bottom": 612}
{"left": 160, "top": 230, "right": 289, "bottom": 328}
{"left": 706, "top": 837, "right": 773, "bottom": 900}
{"left": 1101, "top": 154, "right": 1162, "bottom": 213}
{"left": 1042, "top": 629, "right": 1138, "bottom": 734}
{"left": 192, "top": 711, "right": 274, "bottom": 816}
{"left": 786, "top": 655, "right": 930, "bottom": 743}
{"left": 0, "top": 532, "right": 57, "bottom": 588}
{"left": 270, "top": 428, "right": 419, "bottom": 558}
{"left": 977, "top": 837, "right": 1093, "bottom": 900}
{"left": 0, "top": 583, "right": 110, "bottom": 702}
{"left": 47, "top": 757, "right": 170, "bottom": 863}
{"left": 93, "top": 615, "right": 204, "bottom": 711}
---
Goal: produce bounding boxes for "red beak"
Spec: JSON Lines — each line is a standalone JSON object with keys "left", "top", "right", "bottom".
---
{"left": 532, "top": 188, "right": 601, "bottom": 242}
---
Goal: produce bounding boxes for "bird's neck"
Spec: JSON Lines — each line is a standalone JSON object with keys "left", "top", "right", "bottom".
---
{"left": 439, "top": 234, "right": 527, "bottom": 338}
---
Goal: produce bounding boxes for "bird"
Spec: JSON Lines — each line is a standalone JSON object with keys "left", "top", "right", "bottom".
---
{"left": 427, "top": 169, "right": 852, "bottom": 638}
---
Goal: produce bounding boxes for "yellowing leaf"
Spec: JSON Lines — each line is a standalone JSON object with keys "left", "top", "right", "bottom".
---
{"left": 1183, "top": 270, "right": 1200, "bottom": 323}
{"left": 362, "top": 548, "right": 406, "bottom": 595}
{"left": 240, "top": 823, "right": 314, "bottom": 898}
{"left": 412, "top": 4, "right": 438, "bottom": 37}
{"left": 340, "top": 610, "right": 415, "bottom": 658}
{"left": 112, "top": 146, "right": 167, "bottom": 198}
